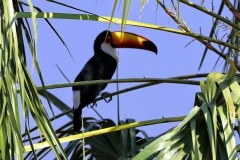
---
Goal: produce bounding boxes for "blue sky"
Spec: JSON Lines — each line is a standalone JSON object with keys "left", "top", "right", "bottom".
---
{"left": 22, "top": 0, "right": 230, "bottom": 158}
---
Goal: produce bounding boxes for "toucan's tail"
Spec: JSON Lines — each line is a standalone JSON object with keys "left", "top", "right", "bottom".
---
{"left": 73, "top": 108, "right": 82, "bottom": 131}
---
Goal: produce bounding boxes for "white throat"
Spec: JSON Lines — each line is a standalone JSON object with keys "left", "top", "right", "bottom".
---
{"left": 101, "top": 43, "right": 119, "bottom": 63}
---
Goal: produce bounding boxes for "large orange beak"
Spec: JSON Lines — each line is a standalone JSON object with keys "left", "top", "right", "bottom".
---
{"left": 110, "top": 31, "right": 158, "bottom": 54}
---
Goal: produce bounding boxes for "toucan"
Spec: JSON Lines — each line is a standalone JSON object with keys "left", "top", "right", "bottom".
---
{"left": 72, "top": 30, "right": 157, "bottom": 131}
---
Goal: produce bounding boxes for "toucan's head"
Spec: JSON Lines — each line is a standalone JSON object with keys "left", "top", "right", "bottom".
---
{"left": 94, "top": 30, "right": 157, "bottom": 62}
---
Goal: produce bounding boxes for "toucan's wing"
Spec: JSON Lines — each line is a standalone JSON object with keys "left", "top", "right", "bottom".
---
{"left": 73, "top": 57, "right": 105, "bottom": 107}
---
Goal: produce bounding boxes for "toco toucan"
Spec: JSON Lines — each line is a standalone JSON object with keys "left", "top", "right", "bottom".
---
{"left": 72, "top": 30, "right": 157, "bottom": 131}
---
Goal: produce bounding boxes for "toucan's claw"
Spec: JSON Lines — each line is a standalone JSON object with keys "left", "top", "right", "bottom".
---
{"left": 88, "top": 101, "right": 97, "bottom": 108}
{"left": 100, "top": 92, "right": 112, "bottom": 103}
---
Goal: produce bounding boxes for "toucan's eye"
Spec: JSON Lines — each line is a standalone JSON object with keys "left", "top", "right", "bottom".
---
{"left": 105, "top": 37, "right": 111, "bottom": 43}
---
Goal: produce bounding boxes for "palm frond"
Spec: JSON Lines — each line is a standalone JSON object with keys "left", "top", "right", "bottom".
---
{"left": 133, "top": 61, "right": 238, "bottom": 159}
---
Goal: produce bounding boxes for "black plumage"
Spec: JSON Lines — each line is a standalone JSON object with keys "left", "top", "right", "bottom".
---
{"left": 72, "top": 31, "right": 117, "bottom": 131}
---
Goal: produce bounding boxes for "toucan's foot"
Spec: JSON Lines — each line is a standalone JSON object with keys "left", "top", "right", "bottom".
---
{"left": 88, "top": 101, "right": 97, "bottom": 108}
{"left": 100, "top": 92, "right": 112, "bottom": 103}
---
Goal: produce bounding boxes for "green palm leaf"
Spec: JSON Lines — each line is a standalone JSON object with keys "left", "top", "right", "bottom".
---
{"left": 134, "top": 62, "right": 238, "bottom": 159}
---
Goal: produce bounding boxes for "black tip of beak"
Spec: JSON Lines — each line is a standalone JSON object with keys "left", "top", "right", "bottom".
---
{"left": 143, "top": 41, "right": 158, "bottom": 54}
